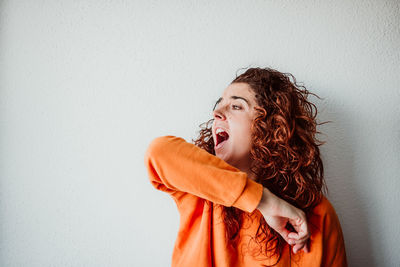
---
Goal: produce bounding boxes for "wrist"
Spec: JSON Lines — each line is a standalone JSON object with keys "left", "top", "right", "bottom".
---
{"left": 257, "top": 187, "right": 279, "bottom": 217}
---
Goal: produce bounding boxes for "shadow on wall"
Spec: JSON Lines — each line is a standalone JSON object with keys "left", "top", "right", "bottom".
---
{"left": 320, "top": 95, "right": 376, "bottom": 266}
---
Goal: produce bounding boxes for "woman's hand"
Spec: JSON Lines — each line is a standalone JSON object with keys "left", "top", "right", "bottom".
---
{"left": 257, "top": 187, "right": 310, "bottom": 254}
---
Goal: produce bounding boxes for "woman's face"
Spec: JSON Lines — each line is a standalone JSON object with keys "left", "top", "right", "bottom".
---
{"left": 212, "top": 82, "right": 258, "bottom": 171}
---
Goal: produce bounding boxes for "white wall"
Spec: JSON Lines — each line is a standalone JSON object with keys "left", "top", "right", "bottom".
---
{"left": 1, "top": 1, "right": 399, "bottom": 266}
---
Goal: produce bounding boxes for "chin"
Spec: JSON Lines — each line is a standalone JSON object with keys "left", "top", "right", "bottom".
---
{"left": 216, "top": 153, "right": 235, "bottom": 166}
{"left": 215, "top": 151, "right": 229, "bottom": 162}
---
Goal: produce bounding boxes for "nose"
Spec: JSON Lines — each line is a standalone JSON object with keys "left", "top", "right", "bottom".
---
{"left": 213, "top": 106, "right": 226, "bottom": 121}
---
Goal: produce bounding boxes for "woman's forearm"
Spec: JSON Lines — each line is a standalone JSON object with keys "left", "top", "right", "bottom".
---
{"left": 145, "top": 135, "right": 263, "bottom": 213}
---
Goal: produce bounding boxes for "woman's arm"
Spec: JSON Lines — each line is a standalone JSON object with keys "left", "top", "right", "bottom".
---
{"left": 144, "top": 135, "right": 310, "bottom": 251}
{"left": 144, "top": 135, "right": 263, "bottom": 213}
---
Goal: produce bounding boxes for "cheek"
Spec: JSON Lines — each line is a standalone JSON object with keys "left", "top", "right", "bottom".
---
{"left": 243, "top": 120, "right": 254, "bottom": 146}
{"left": 233, "top": 120, "right": 253, "bottom": 143}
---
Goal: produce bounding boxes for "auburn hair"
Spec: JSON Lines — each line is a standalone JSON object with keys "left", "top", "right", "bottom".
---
{"left": 192, "top": 67, "right": 330, "bottom": 265}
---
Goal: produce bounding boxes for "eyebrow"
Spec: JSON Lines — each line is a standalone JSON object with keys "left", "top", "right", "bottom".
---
{"left": 212, "top": 96, "right": 250, "bottom": 111}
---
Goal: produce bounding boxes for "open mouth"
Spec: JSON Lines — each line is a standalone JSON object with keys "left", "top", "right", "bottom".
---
{"left": 215, "top": 129, "right": 229, "bottom": 148}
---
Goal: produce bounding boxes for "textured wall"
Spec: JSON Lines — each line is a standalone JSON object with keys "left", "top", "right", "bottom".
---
{"left": 1, "top": 1, "right": 399, "bottom": 266}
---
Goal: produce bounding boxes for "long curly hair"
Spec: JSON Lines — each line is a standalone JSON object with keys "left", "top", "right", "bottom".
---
{"left": 192, "top": 67, "right": 330, "bottom": 265}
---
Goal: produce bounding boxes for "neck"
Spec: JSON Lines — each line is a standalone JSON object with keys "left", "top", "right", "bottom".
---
{"left": 224, "top": 157, "right": 257, "bottom": 181}
{"left": 246, "top": 170, "right": 257, "bottom": 181}
{"left": 237, "top": 164, "right": 257, "bottom": 181}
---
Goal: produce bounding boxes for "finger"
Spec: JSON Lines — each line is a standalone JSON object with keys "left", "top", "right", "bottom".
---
{"left": 288, "top": 232, "right": 310, "bottom": 245}
{"left": 277, "top": 228, "right": 293, "bottom": 245}
{"left": 288, "top": 239, "right": 308, "bottom": 254}
{"left": 292, "top": 238, "right": 311, "bottom": 254}
{"left": 291, "top": 220, "right": 309, "bottom": 240}
{"left": 299, "top": 220, "right": 309, "bottom": 239}
{"left": 299, "top": 239, "right": 309, "bottom": 253}
{"left": 288, "top": 221, "right": 310, "bottom": 240}
{"left": 288, "top": 232, "right": 310, "bottom": 243}
{"left": 302, "top": 242, "right": 309, "bottom": 253}
{"left": 288, "top": 238, "right": 308, "bottom": 245}
{"left": 293, "top": 243, "right": 305, "bottom": 254}
{"left": 290, "top": 212, "right": 307, "bottom": 227}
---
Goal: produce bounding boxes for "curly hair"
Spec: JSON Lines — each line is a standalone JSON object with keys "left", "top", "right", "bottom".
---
{"left": 192, "top": 67, "right": 330, "bottom": 265}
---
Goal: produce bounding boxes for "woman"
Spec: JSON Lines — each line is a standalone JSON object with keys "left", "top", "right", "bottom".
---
{"left": 144, "top": 67, "right": 347, "bottom": 266}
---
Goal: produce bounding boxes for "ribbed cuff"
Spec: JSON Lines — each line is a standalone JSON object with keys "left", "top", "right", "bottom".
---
{"left": 232, "top": 179, "right": 263, "bottom": 213}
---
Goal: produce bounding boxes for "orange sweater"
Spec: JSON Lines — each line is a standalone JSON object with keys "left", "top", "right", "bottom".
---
{"left": 144, "top": 135, "right": 348, "bottom": 267}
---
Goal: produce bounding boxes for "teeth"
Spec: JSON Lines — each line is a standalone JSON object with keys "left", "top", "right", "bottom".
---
{"left": 216, "top": 128, "right": 226, "bottom": 135}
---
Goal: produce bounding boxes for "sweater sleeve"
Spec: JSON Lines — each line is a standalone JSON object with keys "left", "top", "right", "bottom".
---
{"left": 144, "top": 135, "right": 263, "bottom": 213}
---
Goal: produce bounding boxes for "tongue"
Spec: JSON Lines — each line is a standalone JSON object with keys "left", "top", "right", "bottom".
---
{"left": 217, "top": 132, "right": 229, "bottom": 145}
